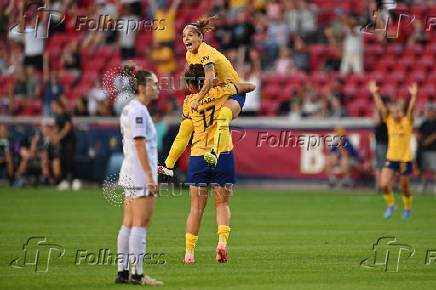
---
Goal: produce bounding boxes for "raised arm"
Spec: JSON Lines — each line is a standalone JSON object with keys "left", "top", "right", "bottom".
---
{"left": 368, "top": 81, "right": 388, "bottom": 121}
{"left": 407, "top": 82, "right": 417, "bottom": 121}
{"left": 170, "top": 0, "right": 182, "bottom": 11}
{"left": 191, "top": 63, "right": 215, "bottom": 110}
{"left": 234, "top": 82, "right": 256, "bottom": 94}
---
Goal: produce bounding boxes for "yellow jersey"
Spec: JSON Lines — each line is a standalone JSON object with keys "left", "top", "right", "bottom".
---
{"left": 386, "top": 115, "right": 413, "bottom": 162}
{"left": 186, "top": 42, "right": 241, "bottom": 84}
{"left": 183, "top": 83, "right": 238, "bottom": 156}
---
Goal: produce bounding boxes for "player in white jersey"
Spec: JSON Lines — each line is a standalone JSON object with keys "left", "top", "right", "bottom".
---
{"left": 115, "top": 65, "right": 163, "bottom": 286}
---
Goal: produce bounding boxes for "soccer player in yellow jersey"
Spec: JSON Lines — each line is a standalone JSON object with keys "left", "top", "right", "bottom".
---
{"left": 181, "top": 16, "right": 247, "bottom": 167}
{"left": 369, "top": 81, "right": 418, "bottom": 219}
{"left": 159, "top": 64, "right": 255, "bottom": 263}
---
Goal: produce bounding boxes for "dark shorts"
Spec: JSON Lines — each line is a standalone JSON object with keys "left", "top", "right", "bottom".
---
{"left": 24, "top": 54, "right": 43, "bottom": 71}
{"left": 186, "top": 151, "right": 235, "bottom": 187}
{"left": 229, "top": 93, "right": 246, "bottom": 110}
{"left": 384, "top": 160, "right": 413, "bottom": 175}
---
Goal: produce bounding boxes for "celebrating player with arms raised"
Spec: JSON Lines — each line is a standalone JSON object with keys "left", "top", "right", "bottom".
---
{"left": 369, "top": 81, "right": 417, "bottom": 219}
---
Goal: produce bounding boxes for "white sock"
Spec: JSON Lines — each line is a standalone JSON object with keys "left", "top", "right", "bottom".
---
{"left": 117, "top": 225, "right": 131, "bottom": 272}
{"left": 129, "top": 226, "right": 147, "bottom": 276}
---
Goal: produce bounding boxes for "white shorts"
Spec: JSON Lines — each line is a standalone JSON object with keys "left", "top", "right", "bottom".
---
{"left": 125, "top": 188, "right": 157, "bottom": 199}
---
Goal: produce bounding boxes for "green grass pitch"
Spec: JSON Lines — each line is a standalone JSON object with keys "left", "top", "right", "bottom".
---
{"left": 1, "top": 187, "right": 436, "bottom": 289}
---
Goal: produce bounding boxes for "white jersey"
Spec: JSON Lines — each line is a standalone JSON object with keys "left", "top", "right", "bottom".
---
{"left": 119, "top": 99, "right": 158, "bottom": 189}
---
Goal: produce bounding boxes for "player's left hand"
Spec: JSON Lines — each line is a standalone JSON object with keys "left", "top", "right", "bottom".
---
{"left": 191, "top": 98, "right": 200, "bottom": 111}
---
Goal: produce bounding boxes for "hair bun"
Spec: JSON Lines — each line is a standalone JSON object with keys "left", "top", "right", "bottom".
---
{"left": 122, "top": 64, "right": 136, "bottom": 77}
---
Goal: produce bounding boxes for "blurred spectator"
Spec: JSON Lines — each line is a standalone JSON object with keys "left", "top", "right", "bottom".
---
{"left": 329, "top": 96, "right": 349, "bottom": 118}
{"left": 232, "top": 11, "right": 255, "bottom": 49}
{"left": 11, "top": 67, "right": 27, "bottom": 99}
{"left": 323, "top": 45, "right": 342, "bottom": 72}
{"left": 407, "top": 19, "right": 429, "bottom": 45}
{"left": 166, "top": 97, "right": 181, "bottom": 117}
{"left": 315, "top": 98, "right": 330, "bottom": 118}
{"left": 149, "top": 42, "right": 177, "bottom": 74}
{"left": 25, "top": 65, "right": 41, "bottom": 99}
{"left": 14, "top": 128, "right": 50, "bottom": 187}
{"left": 240, "top": 50, "right": 261, "bottom": 116}
{"left": 263, "top": 11, "right": 289, "bottom": 68}
{"left": 275, "top": 46, "right": 295, "bottom": 74}
{"left": 324, "top": 9, "right": 346, "bottom": 46}
{"left": 151, "top": 108, "right": 168, "bottom": 164}
{"left": 43, "top": 124, "right": 62, "bottom": 185}
{"left": 295, "top": 0, "right": 318, "bottom": 43}
{"left": 292, "top": 36, "right": 310, "bottom": 71}
{"left": 150, "top": 0, "right": 181, "bottom": 48}
{"left": 96, "top": 98, "right": 116, "bottom": 117}
{"left": 19, "top": 0, "right": 49, "bottom": 71}
{"left": 74, "top": 96, "right": 90, "bottom": 117}
{"left": 214, "top": 13, "right": 234, "bottom": 51}
{"left": 61, "top": 41, "right": 81, "bottom": 71}
{"left": 88, "top": 77, "right": 107, "bottom": 116}
{"left": 301, "top": 83, "right": 319, "bottom": 117}
{"left": 51, "top": 99, "right": 77, "bottom": 190}
{"left": 288, "top": 98, "right": 303, "bottom": 121}
{"left": 417, "top": 103, "right": 436, "bottom": 193}
{"left": 118, "top": 3, "right": 139, "bottom": 59}
{"left": 43, "top": 71, "right": 65, "bottom": 117}
{"left": 327, "top": 128, "right": 361, "bottom": 188}
{"left": 340, "top": 17, "right": 363, "bottom": 74}
{"left": 43, "top": 55, "right": 66, "bottom": 117}
{"left": 0, "top": 125, "right": 14, "bottom": 185}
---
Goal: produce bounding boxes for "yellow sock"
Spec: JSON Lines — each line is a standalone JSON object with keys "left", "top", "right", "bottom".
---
{"left": 403, "top": 195, "right": 412, "bottom": 210}
{"left": 185, "top": 233, "right": 198, "bottom": 256}
{"left": 213, "top": 107, "right": 233, "bottom": 158}
{"left": 217, "top": 225, "right": 231, "bottom": 245}
{"left": 383, "top": 191, "right": 395, "bottom": 207}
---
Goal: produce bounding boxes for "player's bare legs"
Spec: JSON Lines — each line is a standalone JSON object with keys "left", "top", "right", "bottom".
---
{"left": 185, "top": 186, "right": 209, "bottom": 263}
{"left": 400, "top": 175, "right": 412, "bottom": 219}
{"left": 214, "top": 185, "right": 232, "bottom": 263}
{"left": 206, "top": 100, "right": 241, "bottom": 168}
{"left": 380, "top": 167, "right": 396, "bottom": 218}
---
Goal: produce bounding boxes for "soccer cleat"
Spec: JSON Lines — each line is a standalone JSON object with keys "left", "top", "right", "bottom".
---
{"left": 402, "top": 209, "right": 411, "bottom": 219}
{"left": 130, "top": 274, "right": 164, "bottom": 286}
{"left": 216, "top": 242, "right": 228, "bottom": 263}
{"left": 184, "top": 253, "right": 195, "bottom": 264}
{"left": 204, "top": 150, "right": 217, "bottom": 168}
{"left": 383, "top": 205, "right": 397, "bottom": 219}
{"left": 158, "top": 166, "right": 174, "bottom": 177}
{"left": 115, "top": 270, "right": 129, "bottom": 284}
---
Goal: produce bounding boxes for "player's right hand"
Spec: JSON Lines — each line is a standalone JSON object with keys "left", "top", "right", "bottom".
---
{"left": 147, "top": 178, "right": 159, "bottom": 194}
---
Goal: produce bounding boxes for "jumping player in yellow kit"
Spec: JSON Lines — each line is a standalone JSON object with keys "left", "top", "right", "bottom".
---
{"left": 176, "top": 16, "right": 245, "bottom": 168}
{"left": 369, "top": 81, "right": 418, "bottom": 219}
{"left": 159, "top": 64, "right": 255, "bottom": 263}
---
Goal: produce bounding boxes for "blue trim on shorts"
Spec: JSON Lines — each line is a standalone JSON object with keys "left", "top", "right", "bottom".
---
{"left": 384, "top": 160, "right": 413, "bottom": 175}
{"left": 229, "top": 93, "right": 246, "bottom": 110}
{"left": 204, "top": 62, "right": 215, "bottom": 66}
{"left": 186, "top": 151, "right": 236, "bottom": 186}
